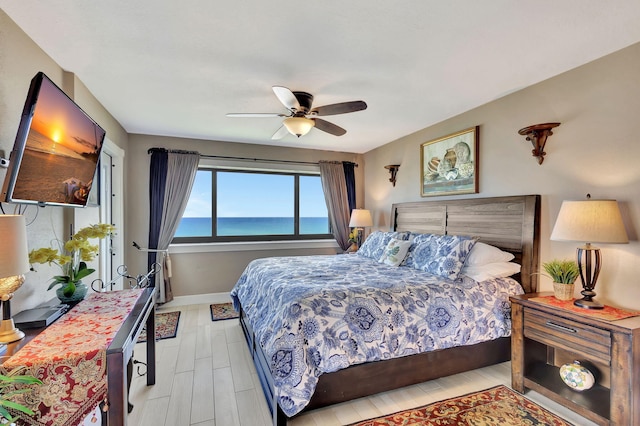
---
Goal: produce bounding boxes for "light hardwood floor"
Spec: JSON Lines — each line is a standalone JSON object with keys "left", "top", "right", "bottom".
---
{"left": 128, "top": 303, "right": 597, "bottom": 426}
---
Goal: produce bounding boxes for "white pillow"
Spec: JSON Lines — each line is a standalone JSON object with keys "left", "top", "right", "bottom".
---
{"left": 378, "top": 239, "right": 412, "bottom": 267}
{"left": 462, "top": 262, "right": 521, "bottom": 282}
{"left": 465, "top": 242, "right": 514, "bottom": 266}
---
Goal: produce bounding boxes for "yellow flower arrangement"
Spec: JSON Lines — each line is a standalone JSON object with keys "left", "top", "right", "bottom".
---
{"left": 348, "top": 229, "right": 359, "bottom": 244}
{"left": 29, "top": 224, "right": 115, "bottom": 297}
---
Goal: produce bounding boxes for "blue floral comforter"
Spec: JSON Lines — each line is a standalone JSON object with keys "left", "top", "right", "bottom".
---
{"left": 230, "top": 254, "right": 524, "bottom": 417}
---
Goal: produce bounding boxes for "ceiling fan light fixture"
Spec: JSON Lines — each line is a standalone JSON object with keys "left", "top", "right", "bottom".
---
{"left": 283, "top": 117, "right": 315, "bottom": 137}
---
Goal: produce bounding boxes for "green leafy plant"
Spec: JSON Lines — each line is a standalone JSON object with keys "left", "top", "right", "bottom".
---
{"left": 28, "top": 224, "right": 115, "bottom": 296}
{"left": 542, "top": 259, "right": 580, "bottom": 284}
{"left": 0, "top": 372, "right": 42, "bottom": 423}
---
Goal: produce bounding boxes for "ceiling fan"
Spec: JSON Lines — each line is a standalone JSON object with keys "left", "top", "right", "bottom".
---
{"left": 226, "top": 86, "right": 367, "bottom": 139}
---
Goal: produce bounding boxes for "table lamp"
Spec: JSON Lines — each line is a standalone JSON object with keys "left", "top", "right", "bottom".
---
{"left": 0, "top": 215, "right": 30, "bottom": 342}
{"left": 349, "top": 209, "right": 373, "bottom": 248}
{"left": 550, "top": 198, "right": 628, "bottom": 309}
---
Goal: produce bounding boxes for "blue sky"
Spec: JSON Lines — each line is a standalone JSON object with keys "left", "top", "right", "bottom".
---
{"left": 182, "top": 171, "right": 328, "bottom": 218}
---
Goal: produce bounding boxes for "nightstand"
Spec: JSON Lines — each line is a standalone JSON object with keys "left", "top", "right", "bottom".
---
{"left": 510, "top": 293, "right": 640, "bottom": 426}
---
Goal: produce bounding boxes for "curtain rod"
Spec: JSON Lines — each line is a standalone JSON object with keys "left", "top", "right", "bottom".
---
{"left": 147, "top": 148, "right": 358, "bottom": 167}
{"left": 148, "top": 148, "right": 199, "bottom": 155}
{"left": 198, "top": 154, "right": 358, "bottom": 167}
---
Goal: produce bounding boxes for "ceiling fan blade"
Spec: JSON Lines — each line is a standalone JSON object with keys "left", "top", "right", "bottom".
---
{"left": 311, "top": 100, "right": 367, "bottom": 116}
{"left": 271, "top": 125, "right": 290, "bottom": 140}
{"left": 272, "top": 86, "right": 301, "bottom": 111}
{"left": 313, "top": 118, "right": 347, "bottom": 136}
{"left": 226, "top": 113, "right": 288, "bottom": 118}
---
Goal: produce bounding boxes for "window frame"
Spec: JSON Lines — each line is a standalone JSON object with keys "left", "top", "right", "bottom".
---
{"left": 172, "top": 166, "right": 333, "bottom": 244}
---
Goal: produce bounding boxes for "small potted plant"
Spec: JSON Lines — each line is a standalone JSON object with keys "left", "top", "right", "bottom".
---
{"left": 28, "top": 224, "right": 115, "bottom": 304}
{"left": 543, "top": 259, "right": 579, "bottom": 301}
{"left": 346, "top": 229, "right": 359, "bottom": 253}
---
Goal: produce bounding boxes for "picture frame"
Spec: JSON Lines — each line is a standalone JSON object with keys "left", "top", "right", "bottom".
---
{"left": 420, "top": 126, "right": 479, "bottom": 197}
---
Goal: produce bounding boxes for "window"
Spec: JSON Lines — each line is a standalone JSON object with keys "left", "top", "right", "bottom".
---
{"left": 173, "top": 168, "right": 331, "bottom": 243}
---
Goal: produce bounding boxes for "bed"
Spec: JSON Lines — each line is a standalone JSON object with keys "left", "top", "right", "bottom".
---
{"left": 231, "top": 195, "right": 540, "bottom": 425}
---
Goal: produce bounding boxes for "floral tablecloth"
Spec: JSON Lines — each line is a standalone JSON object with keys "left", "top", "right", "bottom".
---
{"left": 530, "top": 295, "right": 640, "bottom": 321}
{"left": 1, "top": 289, "right": 144, "bottom": 426}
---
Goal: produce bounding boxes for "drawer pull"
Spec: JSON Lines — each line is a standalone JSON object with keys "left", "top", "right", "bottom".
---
{"left": 545, "top": 321, "right": 577, "bottom": 333}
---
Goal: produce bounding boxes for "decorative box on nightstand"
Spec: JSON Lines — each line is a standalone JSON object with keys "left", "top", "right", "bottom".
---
{"left": 510, "top": 293, "right": 640, "bottom": 426}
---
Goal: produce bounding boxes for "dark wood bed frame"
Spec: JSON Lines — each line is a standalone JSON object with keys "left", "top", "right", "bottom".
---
{"left": 238, "top": 194, "right": 541, "bottom": 425}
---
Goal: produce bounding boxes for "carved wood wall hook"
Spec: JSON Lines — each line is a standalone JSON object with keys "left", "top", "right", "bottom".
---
{"left": 384, "top": 164, "right": 400, "bottom": 186}
{"left": 518, "top": 122, "right": 561, "bottom": 164}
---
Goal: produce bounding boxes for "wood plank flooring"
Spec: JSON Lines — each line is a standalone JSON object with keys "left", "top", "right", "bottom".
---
{"left": 128, "top": 303, "right": 597, "bottom": 426}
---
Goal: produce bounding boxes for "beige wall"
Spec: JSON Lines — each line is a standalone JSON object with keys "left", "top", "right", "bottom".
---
{"left": 0, "top": 10, "right": 128, "bottom": 312}
{"left": 124, "top": 134, "right": 364, "bottom": 296}
{"left": 364, "top": 42, "right": 640, "bottom": 309}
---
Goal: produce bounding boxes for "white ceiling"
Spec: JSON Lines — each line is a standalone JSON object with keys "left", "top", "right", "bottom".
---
{"left": 3, "top": 1, "right": 640, "bottom": 154}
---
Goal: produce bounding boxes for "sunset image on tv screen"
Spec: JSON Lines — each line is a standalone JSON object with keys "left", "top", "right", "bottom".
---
{"left": 12, "top": 75, "right": 105, "bottom": 206}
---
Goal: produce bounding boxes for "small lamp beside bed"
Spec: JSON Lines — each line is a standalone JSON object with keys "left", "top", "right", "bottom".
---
{"left": 349, "top": 209, "right": 373, "bottom": 249}
{"left": 550, "top": 197, "right": 628, "bottom": 309}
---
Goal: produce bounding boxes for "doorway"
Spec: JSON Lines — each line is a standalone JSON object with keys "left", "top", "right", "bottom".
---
{"left": 73, "top": 138, "right": 124, "bottom": 291}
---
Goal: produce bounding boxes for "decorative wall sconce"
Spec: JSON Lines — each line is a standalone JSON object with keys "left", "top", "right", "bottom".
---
{"left": 384, "top": 165, "right": 400, "bottom": 186}
{"left": 518, "top": 122, "right": 561, "bottom": 165}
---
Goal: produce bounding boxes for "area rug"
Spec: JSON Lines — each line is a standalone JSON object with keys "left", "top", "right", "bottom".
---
{"left": 210, "top": 302, "right": 239, "bottom": 321}
{"left": 349, "top": 385, "right": 573, "bottom": 426}
{"left": 137, "top": 311, "right": 181, "bottom": 343}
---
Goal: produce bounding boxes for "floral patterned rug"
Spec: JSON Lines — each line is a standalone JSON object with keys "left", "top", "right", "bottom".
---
{"left": 137, "top": 311, "right": 181, "bottom": 343}
{"left": 210, "top": 302, "right": 239, "bottom": 321}
{"left": 349, "top": 385, "right": 573, "bottom": 426}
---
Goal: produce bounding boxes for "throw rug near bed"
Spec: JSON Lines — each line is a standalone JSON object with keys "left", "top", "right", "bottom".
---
{"left": 349, "top": 385, "right": 573, "bottom": 426}
{"left": 210, "top": 302, "right": 240, "bottom": 321}
{"left": 137, "top": 311, "right": 181, "bottom": 343}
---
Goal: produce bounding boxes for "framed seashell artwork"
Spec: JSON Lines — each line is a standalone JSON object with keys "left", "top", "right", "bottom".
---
{"left": 420, "top": 126, "right": 479, "bottom": 197}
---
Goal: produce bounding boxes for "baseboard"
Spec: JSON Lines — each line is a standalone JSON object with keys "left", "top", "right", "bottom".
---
{"left": 161, "top": 292, "right": 232, "bottom": 308}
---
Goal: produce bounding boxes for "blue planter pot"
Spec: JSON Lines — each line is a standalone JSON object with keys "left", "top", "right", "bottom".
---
{"left": 56, "top": 281, "right": 88, "bottom": 305}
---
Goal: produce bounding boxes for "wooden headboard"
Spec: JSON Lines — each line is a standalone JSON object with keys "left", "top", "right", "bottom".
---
{"left": 390, "top": 195, "right": 541, "bottom": 293}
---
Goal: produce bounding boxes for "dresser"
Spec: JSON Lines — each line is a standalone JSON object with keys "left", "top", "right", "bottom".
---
{"left": 510, "top": 293, "right": 640, "bottom": 425}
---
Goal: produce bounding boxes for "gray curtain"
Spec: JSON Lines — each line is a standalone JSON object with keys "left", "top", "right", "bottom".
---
{"left": 319, "top": 161, "right": 351, "bottom": 251}
{"left": 150, "top": 150, "right": 200, "bottom": 303}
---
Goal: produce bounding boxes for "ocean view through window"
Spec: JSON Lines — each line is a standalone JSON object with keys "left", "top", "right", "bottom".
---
{"left": 173, "top": 168, "right": 332, "bottom": 242}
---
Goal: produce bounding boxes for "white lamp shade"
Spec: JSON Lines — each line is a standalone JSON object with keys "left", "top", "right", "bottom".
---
{"left": 550, "top": 200, "right": 629, "bottom": 244}
{"left": 283, "top": 117, "right": 315, "bottom": 137}
{"left": 349, "top": 209, "right": 373, "bottom": 228}
{"left": 0, "top": 215, "right": 30, "bottom": 278}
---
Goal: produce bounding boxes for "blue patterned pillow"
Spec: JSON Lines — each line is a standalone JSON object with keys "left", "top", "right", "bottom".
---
{"left": 357, "top": 231, "right": 385, "bottom": 259}
{"left": 411, "top": 235, "right": 477, "bottom": 280}
{"left": 408, "top": 232, "right": 435, "bottom": 241}
{"left": 357, "top": 231, "right": 410, "bottom": 261}
{"left": 402, "top": 233, "right": 436, "bottom": 268}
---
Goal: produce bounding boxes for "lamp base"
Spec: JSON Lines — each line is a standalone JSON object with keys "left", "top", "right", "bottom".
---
{"left": 573, "top": 298, "right": 604, "bottom": 310}
{"left": 0, "top": 318, "right": 25, "bottom": 343}
{"left": 574, "top": 245, "right": 604, "bottom": 310}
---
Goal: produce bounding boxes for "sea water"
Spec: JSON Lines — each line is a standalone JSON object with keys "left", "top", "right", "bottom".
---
{"left": 175, "top": 217, "right": 330, "bottom": 237}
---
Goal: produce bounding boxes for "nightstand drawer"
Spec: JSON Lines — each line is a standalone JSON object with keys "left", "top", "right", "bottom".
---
{"left": 523, "top": 307, "right": 611, "bottom": 364}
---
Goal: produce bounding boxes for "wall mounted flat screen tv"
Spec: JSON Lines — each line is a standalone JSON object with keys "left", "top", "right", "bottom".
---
{"left": 1, "top": 72, "right": 106, "bottom": 208}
